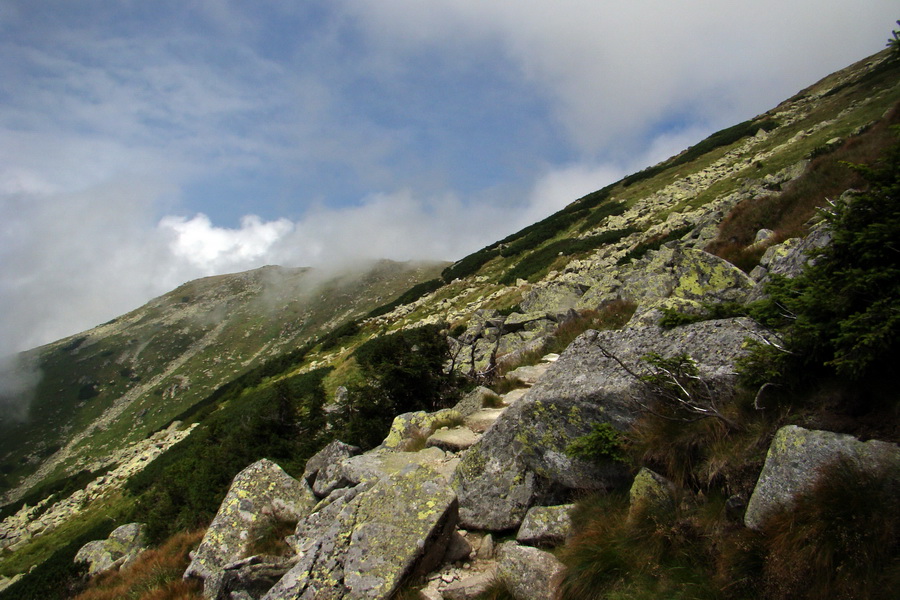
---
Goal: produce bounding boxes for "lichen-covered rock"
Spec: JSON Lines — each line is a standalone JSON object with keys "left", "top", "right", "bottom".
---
{"left": 383, "top": 409, "right": 463, "bottom": 450}
{"left": 341, "top": 446, "right": 455, "bottom": 486}
{"left": 496, "top": 542, "right": 564, "bottom": 600}
{"left": 578, "top": 246, "right": 755, "bottom": 309}
{"left": 745, "top": 425, "right": 900, "bottom": 529}
{"left": 629, "top": 468, "right": 676, "bottom": 517}
{"left": 442, "top": 572, "right": 493, "bottom": 600}
{"left": 515, "top": 505, "right": 574, "bottom": 547}
{"left": 454, "top": 318, "right": 761, "bottom": 531}
{"left": 74, "top": 522, "right": 147, "bottom": 576}
{"left": 203, "top": 555, "right": 297, "bottom": 600}
{"left": 185, "top": 459, "right": 316, "bottom": 582}
{"left": 303, "top": 440, "right": 361, "bottom": 498}
{"left": 262, "top": 464, "right": 458, "bottom": 600}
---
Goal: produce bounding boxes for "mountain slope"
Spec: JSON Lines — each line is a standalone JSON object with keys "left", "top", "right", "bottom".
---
{"left": 0, "top": 260, "right": 446, "bottom": 502}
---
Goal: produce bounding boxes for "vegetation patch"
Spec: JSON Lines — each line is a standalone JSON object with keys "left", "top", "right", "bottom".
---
{"left": 499, "top": 228, "right": 637, "bottom": 284}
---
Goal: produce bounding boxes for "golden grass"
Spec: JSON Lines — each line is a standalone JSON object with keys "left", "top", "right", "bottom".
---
{"left": 73, "top": 529, "right": 205, "bottom": 600}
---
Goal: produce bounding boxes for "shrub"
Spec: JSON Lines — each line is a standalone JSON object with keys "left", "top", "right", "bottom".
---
{"left": 498, "top": 228, "right": 637, "bottom": 284}
{"left": 566, "top": 423, "right": 628, "bottom": 464}
{"left": 365, "top": 279, "right": 445, "bottom": 319}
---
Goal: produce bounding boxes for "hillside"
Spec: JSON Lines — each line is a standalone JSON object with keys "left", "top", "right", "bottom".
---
{"left": 0, "top": 260, "right": 446, "bottom": 503}
{"left": 0, "top": 48, "right": 898, "bottom": 599}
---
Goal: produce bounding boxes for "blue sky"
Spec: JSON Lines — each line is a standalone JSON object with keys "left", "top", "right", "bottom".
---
{"left": 0, "top": 0, "right": 897, "bottom": 355}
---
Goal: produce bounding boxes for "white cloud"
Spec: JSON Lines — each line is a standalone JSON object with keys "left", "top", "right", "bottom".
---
{"left": 345, "top": 0, "right": 897, "bottom": 155}
{"left": 160, "top": 213, "right": 294, "bottom": 274}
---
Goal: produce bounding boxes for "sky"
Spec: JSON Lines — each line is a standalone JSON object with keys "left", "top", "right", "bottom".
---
{"left": 0, "top": 0, "right": 897, "bottom": 359}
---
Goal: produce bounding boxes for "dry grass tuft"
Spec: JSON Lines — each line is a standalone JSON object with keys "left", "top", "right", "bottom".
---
{"left": 73, "top": 529, "right": 205, "bottom": 600}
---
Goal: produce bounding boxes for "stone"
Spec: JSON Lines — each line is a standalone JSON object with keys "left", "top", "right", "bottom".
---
{"left": 203, "top": 555, "right": 297, "bottom": 600}
{"left": 341, "top": 446, "right": 451, "bottom": 486}
{"left": 477, "top": 534, "right": 495, "bottom": 560}
{"left": 426, "top": 427, "right": 481, "bottom": 452}
{"left": 383, "top": 409, "right": 464, "bottom": 451}
{"left": 262, "top": 464, "right": 458, "bottom": 600}
{"left": 442, "top": 572, "right": 493, "bottom": 600}
{"left": 184, "top": 459, "right": 316, "bottom": 582}
{"left": 629, "top": 468, "right": 676, "bottom": 517}
{"left": 504, "top": 363, "right": 551, "bottom": 387}
{"left": 443, "top": 531, "right": 473, "bottom": 564}
{"left": 74, "top": 522, "right": 147, "bottom": 576}
{"left": 744, "top": 425, "right": 900, "bottom": 529}
{"left": 303, "top": 440, "right": 361, "bottom": 498}
{"left": 453, "top": 387, "right": 501, "bottom": 417}
{"left": 462, "top": 408, "right": 505, "bottom": 434}
{"left": 496, "top": 542, "right": 564, "bottom": 600}
{"left": 515, "top": 505, "right": 574, "bottom": 548}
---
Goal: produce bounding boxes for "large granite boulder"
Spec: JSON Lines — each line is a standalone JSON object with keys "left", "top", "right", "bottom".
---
{"left": 745, "top": 425, "right": 900, "bottom": 529}
{"left": 496, "top": 542, "right": 565, "bottom": 600}
{"left": 454, "top": 318, "right": 763, "bottom": 530}
{"left": 74, "top": 522, "right": 147, "bottom": 576}
{"left": 185, "top": 459, "right": 316, "bottom": 582}
{"left": 262, "top": 464, "right": 458, "bottom": 600}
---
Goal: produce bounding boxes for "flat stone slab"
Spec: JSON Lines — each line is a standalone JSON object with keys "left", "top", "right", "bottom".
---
{"left": 464, "top": 409, "right": 505, "bottom": 433}
{"left": 515, "top": 505, "right": 574, "bottom": 548}
{"left": 427, "top": 427, "right": 481, "bottom": 452}
{"left": 501, "top": 388, "right": 529, "bottom": 406}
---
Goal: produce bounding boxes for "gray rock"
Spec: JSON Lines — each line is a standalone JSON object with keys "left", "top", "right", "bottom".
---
{"left": 442, "top": 573, "right": 493, "bottom": 600}
{"left": 185, "top": 459, "right": 316, "bottom": 582}
{"left": 745, "top": 425, "right": 900, "bottom": 529}
{"left": 74, "top": 522, "right": 148, "bottom": 576}
{"left": 426, "top": 427, "right": 481, "bottom": 452}
{"left": 303, "top": 440, "right": 361, "bottom": 498}
{"left": 453, "top": 386, "right": 501, "bottom": 417}
{"left": 204, "top": 555, "right": 297, "bottom": 600}
{"left": 341, "top": 447, "right": 449, "bottom": 486}
{"left": 263, "top": 464, "right": 458, "bottom": 600}
{"left": 443, "top": 531, "right": 473, "bottom": 564}
{"left": 477, "top": 533, "right": 495, "bottom": 560}
{"left": 515, "top": 505, "right": 574, "bottom": 547}
{"left": 454, "top": 318, "right": 760, "bottom": 531}
{"left": 629, "top": 468, "right": 676, "bottom": 517}
{"left": 497, "top": 542, "right": 564, "bottom": 600}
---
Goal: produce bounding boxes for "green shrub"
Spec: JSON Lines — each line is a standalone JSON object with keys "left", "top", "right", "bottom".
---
{"left": 566, "top": 423, "right": 628, "bottom": 464}
{"left": 441, "top": 246, "right": 501, "bottom": 282}
{"left": 365, "top": 279, "right": 445, "bottom": 319}
{"left": 498, "top": 228, "right": 637, "bottom": 284}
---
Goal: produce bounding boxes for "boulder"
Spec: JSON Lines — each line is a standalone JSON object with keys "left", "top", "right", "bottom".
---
{"left": 454, "top": 318, "right": 761, "bottom": 531}
{"left": 745, "top": 425, "right": 900, "bottom": 529}
{"left": 443, "top": 531, "right": 473, "bottom": 563}
{"left": 629, "top": 468, "right": 677, "bottom": 518}
{"left": 496, "top": 542, "right": 564, "bottom": 600}
{"left": 515, "top": 505, "right": 574, "bottom": 548}
{"left": 74, "top": 522, "right": 147, "bottom": 576}
{"left": 185, "top": 459, "right": 316, "bottom": 582}
{"left": 303, "top": 440, "right": 361, "bottom": 498}
{"left": 341, "top": 446, "right": 455, "bottom": 485}
{"left": 383, "top": 409, "right": 463, "bottom": 451}
{"left": 263, "top": 464, "right": 458, "bottom": 600}
{"left": 203, "top": 555, "right": 297, "bottom": 600}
